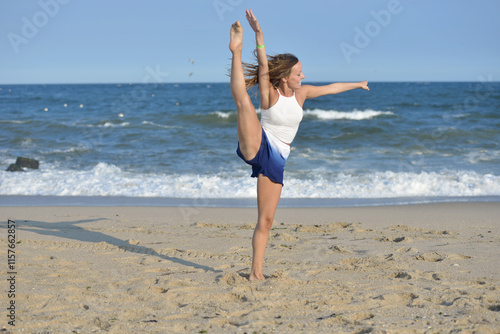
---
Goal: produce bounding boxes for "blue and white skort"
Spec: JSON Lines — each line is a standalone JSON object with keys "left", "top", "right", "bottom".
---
{"left": 236, "top": 128, "right": 290, "bottom": 185}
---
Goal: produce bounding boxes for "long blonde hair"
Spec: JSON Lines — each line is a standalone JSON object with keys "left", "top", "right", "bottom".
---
{"left": 243, "top": 52, "right": 299, "bottom": 89}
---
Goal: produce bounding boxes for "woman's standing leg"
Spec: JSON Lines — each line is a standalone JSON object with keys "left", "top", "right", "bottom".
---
{"left": 230, "top": 21, "right": 281, "bottom": 280}
{"left": 249, "top": 174, "right": 283, "bottom": 280}
{"left": 229, "top": 21, "right": 262, "bottom": 161}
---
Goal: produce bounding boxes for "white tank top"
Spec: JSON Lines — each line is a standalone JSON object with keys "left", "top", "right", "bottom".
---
{"left": 261, "top": 89, "right": 303, "bottom": 144}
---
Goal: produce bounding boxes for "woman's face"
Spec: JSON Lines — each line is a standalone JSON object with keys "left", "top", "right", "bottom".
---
{"left": 286, "top": 61, "right": 305, "bottom": 89}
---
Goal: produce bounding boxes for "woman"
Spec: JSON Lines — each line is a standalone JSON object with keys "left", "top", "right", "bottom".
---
{"left": 230, "top": 9, "right": 369, "bottom": 280}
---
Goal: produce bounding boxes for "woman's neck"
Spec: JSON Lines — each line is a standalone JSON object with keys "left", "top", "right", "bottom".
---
{"left": 278, "top": 85, "right": 294, "bottom": 97}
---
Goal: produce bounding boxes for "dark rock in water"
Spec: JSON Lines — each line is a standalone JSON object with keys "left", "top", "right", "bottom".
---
{"left": 6, "top": 164, "right": 24, "bottom": 172}
{"left": 16, "top": 157, "right": 39, "bottom": 169}
{"left": 5, "top": 157, "right": 40, "bottom": 172}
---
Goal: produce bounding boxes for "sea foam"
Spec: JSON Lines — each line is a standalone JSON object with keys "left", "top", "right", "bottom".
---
{"left": 304, "top": 109, "right": 394, "bottom": 120}
{"left": 1, "top": 162, "right": 499, "bottom": 200}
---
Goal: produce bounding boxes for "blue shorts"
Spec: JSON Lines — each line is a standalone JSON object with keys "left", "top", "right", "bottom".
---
{"left": 236, "top": 130, "right": 287, "bottom": 185}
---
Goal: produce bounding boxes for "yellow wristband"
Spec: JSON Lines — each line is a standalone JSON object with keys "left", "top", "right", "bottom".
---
{"left": 256, "top": 45, "right": 265, "bottom": 49}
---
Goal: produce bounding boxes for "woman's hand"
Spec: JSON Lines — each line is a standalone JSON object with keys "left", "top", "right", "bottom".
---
{"left": 246, "top": 9, "right": 262, "bottom": 33}
{"left": 359, "top": 80, "right": 370, "bottom": 91}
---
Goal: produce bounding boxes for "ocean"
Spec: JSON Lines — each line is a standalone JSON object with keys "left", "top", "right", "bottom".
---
{"left": 1, "top": 81, "right": 499, "bottom": 207}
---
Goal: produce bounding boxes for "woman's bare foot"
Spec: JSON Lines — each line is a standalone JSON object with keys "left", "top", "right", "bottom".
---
{"left": 249, "top": 271, "right": 265, "bottom": 281}
{"left": 229, "top": 21, "right": 243, "bottom": 53}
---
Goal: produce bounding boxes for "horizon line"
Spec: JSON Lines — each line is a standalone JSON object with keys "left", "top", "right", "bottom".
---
{"left": 1, "top": 80, "right": 499, "bottom": 86}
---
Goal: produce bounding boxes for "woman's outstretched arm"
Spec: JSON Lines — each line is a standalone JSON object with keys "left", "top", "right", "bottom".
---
{"left": 246, "top": 9, "right": 272, "bottom": 109}
{"left": 301, "top": 81, "right": 370, "bottom": 99}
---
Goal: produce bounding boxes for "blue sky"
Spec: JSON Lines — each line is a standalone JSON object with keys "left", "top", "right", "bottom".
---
{"left": 1, "top": 0, "right": 499, "bottom": 84}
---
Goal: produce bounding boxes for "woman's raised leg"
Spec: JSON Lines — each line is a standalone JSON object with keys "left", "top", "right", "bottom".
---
{"left": 249, "top": 174, "right": 283, "bottom": 280}
{"left": 229, "top": 21, "right": 262, "bottom": 161}
{"left": 230, "top": 21, "right": 281, "bottom": 280}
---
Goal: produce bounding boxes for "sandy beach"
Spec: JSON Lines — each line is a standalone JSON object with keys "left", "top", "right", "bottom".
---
{"left": 2, "top": 202, "right": 499, "bottom": 333}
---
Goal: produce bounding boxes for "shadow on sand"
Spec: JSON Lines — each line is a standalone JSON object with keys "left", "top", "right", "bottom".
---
{"left": 19, "top": 218, "right": 220, "bottom": 273}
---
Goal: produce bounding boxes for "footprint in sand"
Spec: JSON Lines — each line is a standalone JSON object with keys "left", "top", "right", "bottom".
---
{"left": 414, "top": 251, "right": 472, "bottom": 262}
